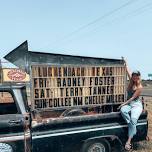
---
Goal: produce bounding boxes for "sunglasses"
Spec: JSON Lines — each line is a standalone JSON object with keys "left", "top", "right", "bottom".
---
{"left": 132, "top": 71, "right": 140, "bottom": 76}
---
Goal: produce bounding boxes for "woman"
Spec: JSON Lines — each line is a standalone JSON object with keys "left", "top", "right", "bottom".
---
{"left": 119, "top": 63, "right": 143, "bottom": 151}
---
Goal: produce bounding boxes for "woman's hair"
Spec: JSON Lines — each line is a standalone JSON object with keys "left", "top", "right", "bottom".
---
{"left": 127, "top": 71, "right": 142, "bottom": 91}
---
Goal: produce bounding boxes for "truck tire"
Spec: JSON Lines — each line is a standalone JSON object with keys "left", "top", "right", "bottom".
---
{"left": 81, "top": 139, "right": 111, "bottom": 152}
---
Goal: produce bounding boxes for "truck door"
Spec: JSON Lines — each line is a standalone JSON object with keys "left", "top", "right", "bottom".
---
{"left": 0, "top": 89, "right": 30, "bottom": 152}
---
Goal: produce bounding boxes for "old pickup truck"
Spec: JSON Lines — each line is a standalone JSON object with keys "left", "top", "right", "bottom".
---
{"left": 0, "top": 41, "right": 148, "bottom": 152}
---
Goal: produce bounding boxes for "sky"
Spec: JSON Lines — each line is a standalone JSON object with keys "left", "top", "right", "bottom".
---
{"left": 0, "top": 0, "right": 152, "bottom": 79}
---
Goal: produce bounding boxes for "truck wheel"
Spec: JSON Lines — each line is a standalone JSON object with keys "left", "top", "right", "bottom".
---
{"left": 81, "top": 139, "right": 111, "bottom": 152}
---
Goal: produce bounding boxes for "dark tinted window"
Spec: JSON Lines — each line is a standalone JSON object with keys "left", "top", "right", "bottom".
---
{"left": 0, "top": 92, "right": 18, "bottom": 115}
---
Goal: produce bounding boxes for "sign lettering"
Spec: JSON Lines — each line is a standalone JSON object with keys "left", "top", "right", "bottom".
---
{"left": 31, "top": 66, "right": 126, "bottom": 109}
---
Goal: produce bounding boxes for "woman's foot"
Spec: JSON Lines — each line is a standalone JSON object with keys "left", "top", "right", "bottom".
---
{"left": 125, "top": 142, "right": 132, "bottom": 151}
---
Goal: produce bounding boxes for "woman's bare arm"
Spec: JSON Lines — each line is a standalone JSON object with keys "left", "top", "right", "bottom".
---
{"left": 126, "top": 87, "right": 142, "bottom": 104}
{"left": 118, "top": 87, "right": 142, "bottom": 109}
{"left": 122, "top": 57, "right": 131, "bottom": 80}
{"left": 126, "top": 64, "right": 131, "bottom": 80}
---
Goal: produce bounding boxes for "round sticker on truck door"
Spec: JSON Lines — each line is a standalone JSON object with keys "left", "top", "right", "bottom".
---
{"left": 0, "top": 143, "right": 13, "bottom": 152}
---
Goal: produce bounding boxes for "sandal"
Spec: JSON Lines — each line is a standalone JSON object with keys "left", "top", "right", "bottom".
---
{"left": 125, "top": 142, "right": 132, "bottom": 151}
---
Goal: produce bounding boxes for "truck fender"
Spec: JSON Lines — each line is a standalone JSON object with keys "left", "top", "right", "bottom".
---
{"left": 83, "top": 135, "right": 122, "bottom": 145}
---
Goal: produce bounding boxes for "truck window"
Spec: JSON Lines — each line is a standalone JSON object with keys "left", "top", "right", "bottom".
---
{"left": 0, "top": 92, "right": 18, "bottom": 115}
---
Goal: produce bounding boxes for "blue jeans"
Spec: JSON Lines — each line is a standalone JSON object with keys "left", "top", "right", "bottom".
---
{"left": 120, "top": 100, "right": 143, "bottom": 138}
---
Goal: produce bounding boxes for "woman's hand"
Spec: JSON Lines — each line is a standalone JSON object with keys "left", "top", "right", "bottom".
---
{"left": 117, "top": 102, "right": 128, "bottom": 110}
{"left": 122, "top": 57, "right": 127, "bottom": 66}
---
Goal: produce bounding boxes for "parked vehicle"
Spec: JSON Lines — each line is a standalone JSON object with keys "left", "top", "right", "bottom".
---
{"left": 0, "top": 41, "right": 148, "bottom": 152}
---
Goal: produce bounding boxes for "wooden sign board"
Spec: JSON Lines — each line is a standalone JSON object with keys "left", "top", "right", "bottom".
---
{"left": 31, "top": 65, "right": 126, "bottom": 110}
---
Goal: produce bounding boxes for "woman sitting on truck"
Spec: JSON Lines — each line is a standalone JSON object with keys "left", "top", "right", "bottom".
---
{"left": 119, "top": 63, "right": 143, "bottom": 151}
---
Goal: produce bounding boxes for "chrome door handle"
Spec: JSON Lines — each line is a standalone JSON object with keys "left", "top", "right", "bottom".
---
{"left": 9, "top": 119, "right": 22, "bottom": 124}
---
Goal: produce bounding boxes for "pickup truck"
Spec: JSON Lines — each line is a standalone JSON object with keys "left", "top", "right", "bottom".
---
{"left": 0, "top": 41, "right": 148, "bottom": 152}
